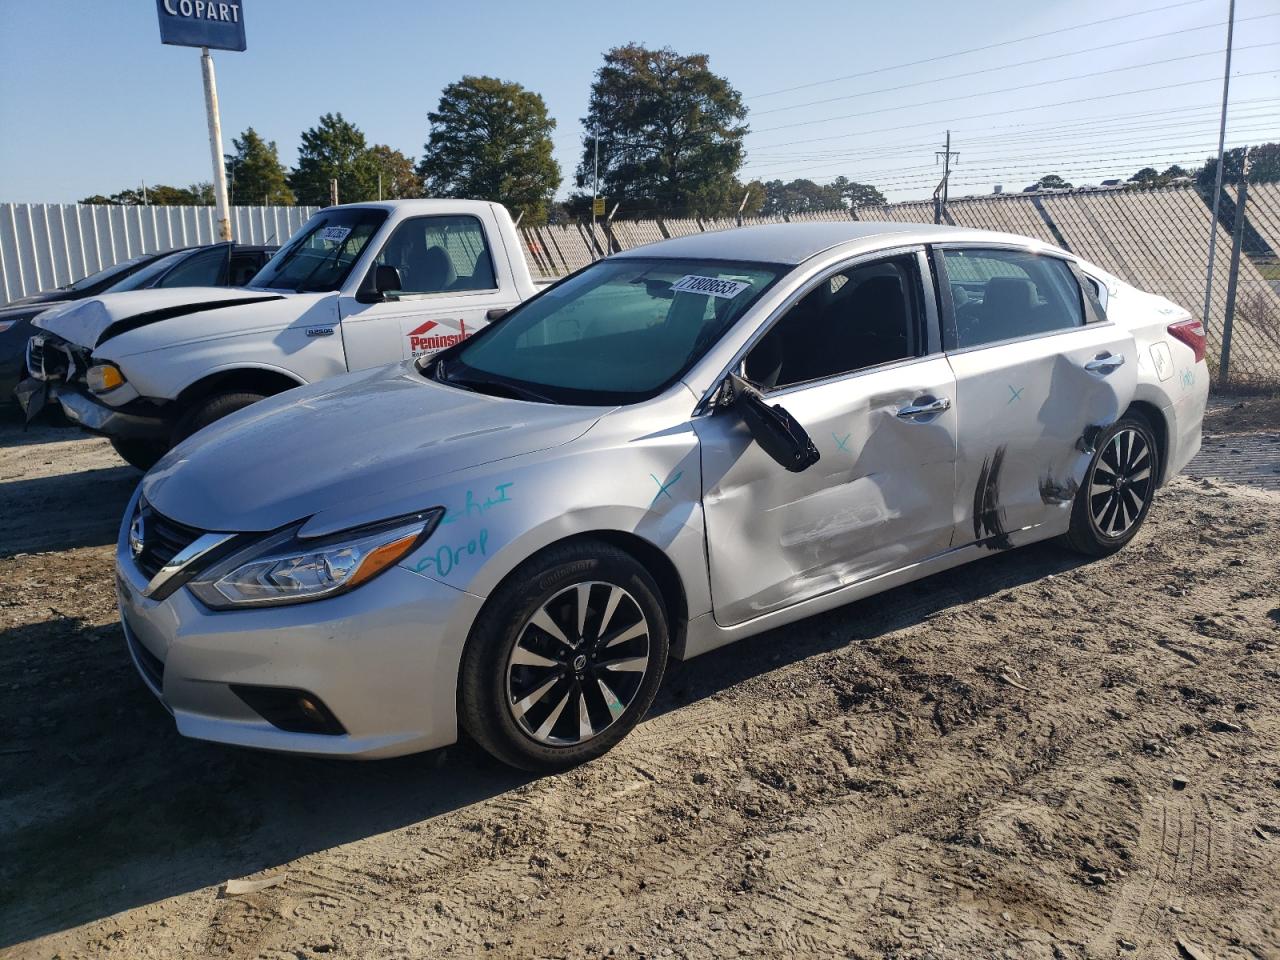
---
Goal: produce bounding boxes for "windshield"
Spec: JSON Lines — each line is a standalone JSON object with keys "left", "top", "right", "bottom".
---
{"left": 445, "top": 257, "right": 783, "bottom": 405}
{"left": 104, "top": 250, "right": 190, "bottom": 292}
{"left": 65, "top": 254, "right": 152, "bottom": 292}
{"left": 249, "top": 208, "right": 387, "bottom": 293}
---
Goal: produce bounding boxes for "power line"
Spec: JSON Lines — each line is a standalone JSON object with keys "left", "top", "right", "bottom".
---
{"left": 747, "top": 69, "right": 1279, "bottom": 152}
{"left": 753, "top": 43, "right": 1279, "bottom": 135}
{"left": 751, "top": 15, "right": 1278, "bottom": 119}
{"left": 746, "top": 0, "right": 1215, "bottom": 99}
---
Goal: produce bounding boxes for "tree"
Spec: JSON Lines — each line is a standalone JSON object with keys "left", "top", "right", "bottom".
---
{"left": 1160, "top": 164, "right": 1189, "bottom": 181}
{"left": 1196, "top": 143, "right": 1280, "bottom": 190}
{"left": 417, "top": 76, "right": 560, "bottom": 223}
{"left": 1036, "top": 174, "right": 1073, "bottom": 190}
{"left": 289, "top": 112, "right": 378, "bottom": 205}
{"left": 226, "top": 127, "right": 293, "bottom": 205}
{"left": 575, "top": 44, "right": 748, "bottom": 218}
{"left": 759, "top": 178, "right": 844, "bottom": 216}
{"left": 367, "top": 144, "right": 422, "bottom": 199}
{"left": 79, "top": 183, "right": 213, "bottom": 205}
{"left": 830, "top": 176, "right": 886, "bottom": 208}
{"left": 1128, "top": 167, "right": 1160, "bottom": 186}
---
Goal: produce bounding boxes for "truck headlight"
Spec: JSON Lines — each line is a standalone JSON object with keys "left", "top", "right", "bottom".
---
{"left": 188, "top": 509, "right": 442, "bottom": 609}
{"left": 86, "top": 363, "right": 126, "bottom": 394}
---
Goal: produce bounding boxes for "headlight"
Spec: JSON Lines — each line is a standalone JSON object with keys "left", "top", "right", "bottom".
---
{"left": 86, "top": 362, "right": 126, "bottom": 394}
{"left": 187, "top": 509, "right": 442, "bottom": 609}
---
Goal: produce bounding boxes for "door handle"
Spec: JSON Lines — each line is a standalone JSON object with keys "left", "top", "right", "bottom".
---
{"left": 1085, "top": 352, "right": 1125, "bottom": 374}
{"left": 896, "top": 396, "right": 952, "bottom": 419}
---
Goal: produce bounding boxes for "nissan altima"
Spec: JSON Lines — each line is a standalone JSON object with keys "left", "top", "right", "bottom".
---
{"left": 116, "top": 223, "right": 1208, "bottom": 770}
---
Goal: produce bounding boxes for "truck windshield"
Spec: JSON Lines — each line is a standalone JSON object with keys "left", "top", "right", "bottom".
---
{"left": 249, "top": 208, "right": 387, "bottom": 293}
{"left": 441, "top": 257, "right": 783, "bottom": 405}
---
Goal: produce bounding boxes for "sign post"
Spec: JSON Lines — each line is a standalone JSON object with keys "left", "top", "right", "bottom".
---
{"left": 155, "top": 1, "right": 247, "bottom": 242}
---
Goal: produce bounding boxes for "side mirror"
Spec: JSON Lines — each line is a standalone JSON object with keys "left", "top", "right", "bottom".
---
{"left": 728, "top": 374, "right": 820, "bottom": 473}
{"left": 486, "top": 307, "right": 509, "bottom": 321}
{"left": 374, "top": 264, "right": 403, "bottom": 298}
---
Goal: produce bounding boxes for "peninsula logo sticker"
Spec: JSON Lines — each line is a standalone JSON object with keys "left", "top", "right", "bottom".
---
{"left": 405, "top": 318, "right": 470, "bottom": 358}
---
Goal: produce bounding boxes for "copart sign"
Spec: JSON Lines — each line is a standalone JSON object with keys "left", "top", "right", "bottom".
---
{"left": 156, "top": 0, "right": 247, "bottom": 51}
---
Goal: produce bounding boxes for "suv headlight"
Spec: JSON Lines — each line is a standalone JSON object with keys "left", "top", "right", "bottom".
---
{"left": 86, "top": 362, "right": 126, "bottom": 394}
{"left": 188, "top": 509, "right": 442, "bottom": 609}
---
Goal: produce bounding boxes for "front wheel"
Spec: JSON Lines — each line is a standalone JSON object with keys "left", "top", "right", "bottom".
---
{"left": 1064, "top": 414, "right": 1159, "bottom": 556}
{"left": 459, "top": 541, "right": 670, "bottom": 771}
{"left": 172, "top": 390, "right": 266, "bottom": 445}
{"left": 110, "top": 437, "right": 167, "bottom": 471}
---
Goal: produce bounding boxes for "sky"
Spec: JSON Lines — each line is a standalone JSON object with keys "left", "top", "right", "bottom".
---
{"left": 0, "top": 0, "right": 1277, "bottom": 206}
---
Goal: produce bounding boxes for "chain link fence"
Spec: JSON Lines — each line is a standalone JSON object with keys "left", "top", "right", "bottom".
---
{"left": 521, "top": 183, "right": 1280, "bottom": 387}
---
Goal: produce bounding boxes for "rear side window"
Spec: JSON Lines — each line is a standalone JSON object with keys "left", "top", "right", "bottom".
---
{"left": 155, "top": 246, "right": 228, "bottom": 288}
{"left": 372, "top": 215, "right": 497, "bottom": 296}
{"left": 942, "top": 249, "right": 1084, "bottom": 349}
{"left": 744, "top": 255, "right": 922, "bottom": 390}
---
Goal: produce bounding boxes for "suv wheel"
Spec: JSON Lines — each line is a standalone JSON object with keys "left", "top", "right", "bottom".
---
{"left": 459, "top": 541, "right": 669, "bottom": 771}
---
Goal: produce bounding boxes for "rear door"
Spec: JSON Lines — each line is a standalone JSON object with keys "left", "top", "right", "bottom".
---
{"left": 694, "top": 248, "right": 958, "bottom": 627}
{"left": 338, "top": 213, "right": 518, "bottom": 370}
{"left": 936, "top": 245, "right": 1136, "bottom": 546}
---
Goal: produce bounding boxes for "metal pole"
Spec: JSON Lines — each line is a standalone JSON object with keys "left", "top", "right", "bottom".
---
{"left": 1220, "top": 151, "right": 1250, "bottom": 383}
{"left": 200, "top": 47, "right": 232, "bottom": 241}
{"left": 1201, "top": 0, "right": 1236, "bottom": 331}
{"left": 942, "top": 129, "right": 951, "bottom": 213}
{"left": 592, "top": 125, "right": 600, "bottom": 247}
{"left": 378, "top": 172, "right": 383, "bottom": 201}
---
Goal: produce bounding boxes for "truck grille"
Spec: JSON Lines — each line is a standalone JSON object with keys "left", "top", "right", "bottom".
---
{"left": 132, "top": 501, "right": 204, "bottom": 582}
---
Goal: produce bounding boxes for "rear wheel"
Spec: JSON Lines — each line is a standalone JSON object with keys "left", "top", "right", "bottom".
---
{"left": 459, "top": 541, "right": 669, "bottom": 771}
{"left": 1064, "top": 414, "right": 1159, "bottom": 556}
{"left": 172, "top": 390, "right": 266, "bottom": 445}
{"left": 110, "top": 437, "right": 167, "bottom": 471}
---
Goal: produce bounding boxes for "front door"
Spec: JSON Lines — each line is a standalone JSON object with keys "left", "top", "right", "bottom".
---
{"left": 694, "top": 250, "right": 958, "bottom": 627}
{"left": 936, "top": 246, "right": 1137, "bottom": 545}
{"left": 338, "top": 213, "right": 515, "bottom": 370}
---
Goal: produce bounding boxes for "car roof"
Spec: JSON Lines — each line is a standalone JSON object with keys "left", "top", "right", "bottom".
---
{"left": 611, "top": 221, "right": 1058, "bottom": 266}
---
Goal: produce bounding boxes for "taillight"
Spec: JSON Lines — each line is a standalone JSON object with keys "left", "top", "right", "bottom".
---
{"left": 1167, "top": 318, "right": 1206, "bottom": 363}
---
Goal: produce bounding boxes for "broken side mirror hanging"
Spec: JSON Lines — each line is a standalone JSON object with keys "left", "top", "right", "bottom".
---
{"left": 728, "top": 374, "right": 820, "bottom": 473}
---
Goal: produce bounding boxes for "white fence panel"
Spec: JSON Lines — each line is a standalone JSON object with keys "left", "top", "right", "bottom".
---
{"left": 0, "top": 203, "right": 317, "bottom": 305}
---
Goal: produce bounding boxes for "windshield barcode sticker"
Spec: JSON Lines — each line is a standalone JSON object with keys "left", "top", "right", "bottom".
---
{"left": 318, "top": 225, "right": 352, "bottom": 243}
{"left": 671, "top": 275, "right": 751, "bottom": 299}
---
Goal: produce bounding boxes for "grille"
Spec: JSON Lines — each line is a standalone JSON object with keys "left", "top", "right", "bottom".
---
{"left": 133, "top": 502, "right": 203, "bottom": 582}
{"left": 123, "top": 615, "right": 165, "bottom": 691}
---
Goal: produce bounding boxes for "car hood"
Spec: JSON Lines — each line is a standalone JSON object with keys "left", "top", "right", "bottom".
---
{"left": 141, "top": 363, "right": 608, "bottom": 533}
{"left": 1, "top": 289, "right": 72, "bottom": 313}
{"left": 31, "top": 286, "right": 288, "bottom": 348}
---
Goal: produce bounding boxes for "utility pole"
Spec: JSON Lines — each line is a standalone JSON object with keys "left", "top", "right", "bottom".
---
{"left": 200, "top": 47, "right": 232, "bottom": 241}
{"left": 1201, "top": 0, "right": 1236, "bottom": 332}
{"left": 592, "top": 125, "right": 600, "bottom": 240}
{"left": 329, "top": 178, "right": 339, "bottom": 207}
{"left": 1220, "top": 149, "right": 1251, "bottom": 382}
{"left": 378, "top": 172, "right": 383, "bottom": 201}
{"left": 141, "top": 179, "right": 148, "bottom": 205}
{"left": 934, "top": 130, "right": 959, "bottom": 224}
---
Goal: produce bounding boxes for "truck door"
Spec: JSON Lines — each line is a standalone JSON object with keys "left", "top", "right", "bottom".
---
{"left": 338, "top": 214, "right": 518, "bottom": 370}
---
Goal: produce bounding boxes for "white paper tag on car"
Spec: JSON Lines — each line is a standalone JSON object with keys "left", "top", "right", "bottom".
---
{"left": 671, "top": 275, "right": 751, "bottom": 299}
{"left": 319, "top": 226, "right": 352, "bottom": 243}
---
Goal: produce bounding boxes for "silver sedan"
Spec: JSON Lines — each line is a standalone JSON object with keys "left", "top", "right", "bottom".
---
{"left": 117, "top": 222, "right": 1208, "bottom": 769}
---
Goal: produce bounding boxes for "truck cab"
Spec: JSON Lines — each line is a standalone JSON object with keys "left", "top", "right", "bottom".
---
{"left": 21, "top": 200, "right": 543, "bottom": 469}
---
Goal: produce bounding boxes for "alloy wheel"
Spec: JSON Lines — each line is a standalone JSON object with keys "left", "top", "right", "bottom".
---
{"left": 1088, "top": 427, "right": 1153, "bottom": 539}
{"left": 505, "top": 581, "right": 651, "bottom": 746}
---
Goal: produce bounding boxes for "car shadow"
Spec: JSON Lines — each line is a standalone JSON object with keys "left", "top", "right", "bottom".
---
{"left": 0, "top": 539, "right": 1089, "bottom": 947}
{"left": 0, "top": 465, "right": 137, "bottom": 558}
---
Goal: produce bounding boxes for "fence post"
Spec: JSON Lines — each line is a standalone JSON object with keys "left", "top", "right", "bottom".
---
{"left": 1219, "top": 161, "right": 1251, "bottom": 383}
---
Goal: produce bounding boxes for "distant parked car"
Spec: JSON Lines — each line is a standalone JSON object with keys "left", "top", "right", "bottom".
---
{"left": 1, "top": 242, "right": 276, "bottom": 405}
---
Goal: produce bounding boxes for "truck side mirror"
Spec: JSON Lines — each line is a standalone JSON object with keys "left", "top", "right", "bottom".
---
{"left": 374, "top": 265, "right": 403, "bottom": 298}
{"left": 728, "top": 374, "right": 820, "bottom": 473}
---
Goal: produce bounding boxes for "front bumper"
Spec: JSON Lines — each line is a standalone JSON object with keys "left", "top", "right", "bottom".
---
{"left": 17, "top": 378, "right": 168, "bottom": 440}
{"left": 115, "top": 495, "right": 485, "bottom": 759}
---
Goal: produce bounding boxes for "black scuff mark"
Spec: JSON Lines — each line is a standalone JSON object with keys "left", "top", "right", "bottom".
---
{"left": 972, "top": 445, "right": 1012, "bottom": 550}
{"left": 95, "top": 296, "right": 285, "bottom": 347}
{"left": 1039, "top": 473, "right": 1080, "bottom": 504}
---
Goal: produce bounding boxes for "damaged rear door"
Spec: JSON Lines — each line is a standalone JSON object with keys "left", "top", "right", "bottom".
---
{"left": 935, "top": 245, "right": 1137, "bottom": 548}
{"left": 696, "top": 248, "right": 957, "bottom": 627}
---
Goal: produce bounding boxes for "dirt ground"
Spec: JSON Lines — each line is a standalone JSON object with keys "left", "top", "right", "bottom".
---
{"left": 1, "top": 401, "right": 1278, "bottom": 960}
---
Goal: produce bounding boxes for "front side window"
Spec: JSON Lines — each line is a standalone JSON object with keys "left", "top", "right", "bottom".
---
{"left": 942, "top": 248, "right": 1084, "bottom": 349}
{"left": 250, "top": 208, "right": 387, "bottom": 293}
{"left": 744, "top": 255, "right": 922, "bottom": 390}
{"left": 371, "top": 215, "right": 496, "bottom": 297}
{"left": 443, "top": 257, "right": 782, "bottom": 404}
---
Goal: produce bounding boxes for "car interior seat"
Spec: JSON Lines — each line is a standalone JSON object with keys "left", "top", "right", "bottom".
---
{"left": 979, "top": 276, "right": 1036, "bottom": 342}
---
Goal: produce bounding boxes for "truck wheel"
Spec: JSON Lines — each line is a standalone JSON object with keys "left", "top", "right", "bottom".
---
{"left": 459, "top": 540, "right": 669, "bottom": 771}
{"left": 173, "top": 390, "right": 266, "bottom": 444}
{"left": 110, "top": 438, "right": 167, "bottom": 472}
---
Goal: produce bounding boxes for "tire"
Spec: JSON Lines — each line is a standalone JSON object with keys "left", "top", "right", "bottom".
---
{"left": 110, "top": 437, "right": 167, "bottom": 472}
{"left": 1064, "top": 413, "right": 1159, "bottom": 557}
{"left": 459, "top": 540, "right": 670, "bottom": 771}
{"left": 173, "top": 390, "right": 266, "bottom": 445}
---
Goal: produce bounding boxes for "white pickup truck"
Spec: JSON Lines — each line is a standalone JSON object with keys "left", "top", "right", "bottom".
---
{"left": 20, "top": 200, "right": 544, "bottom": 468}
